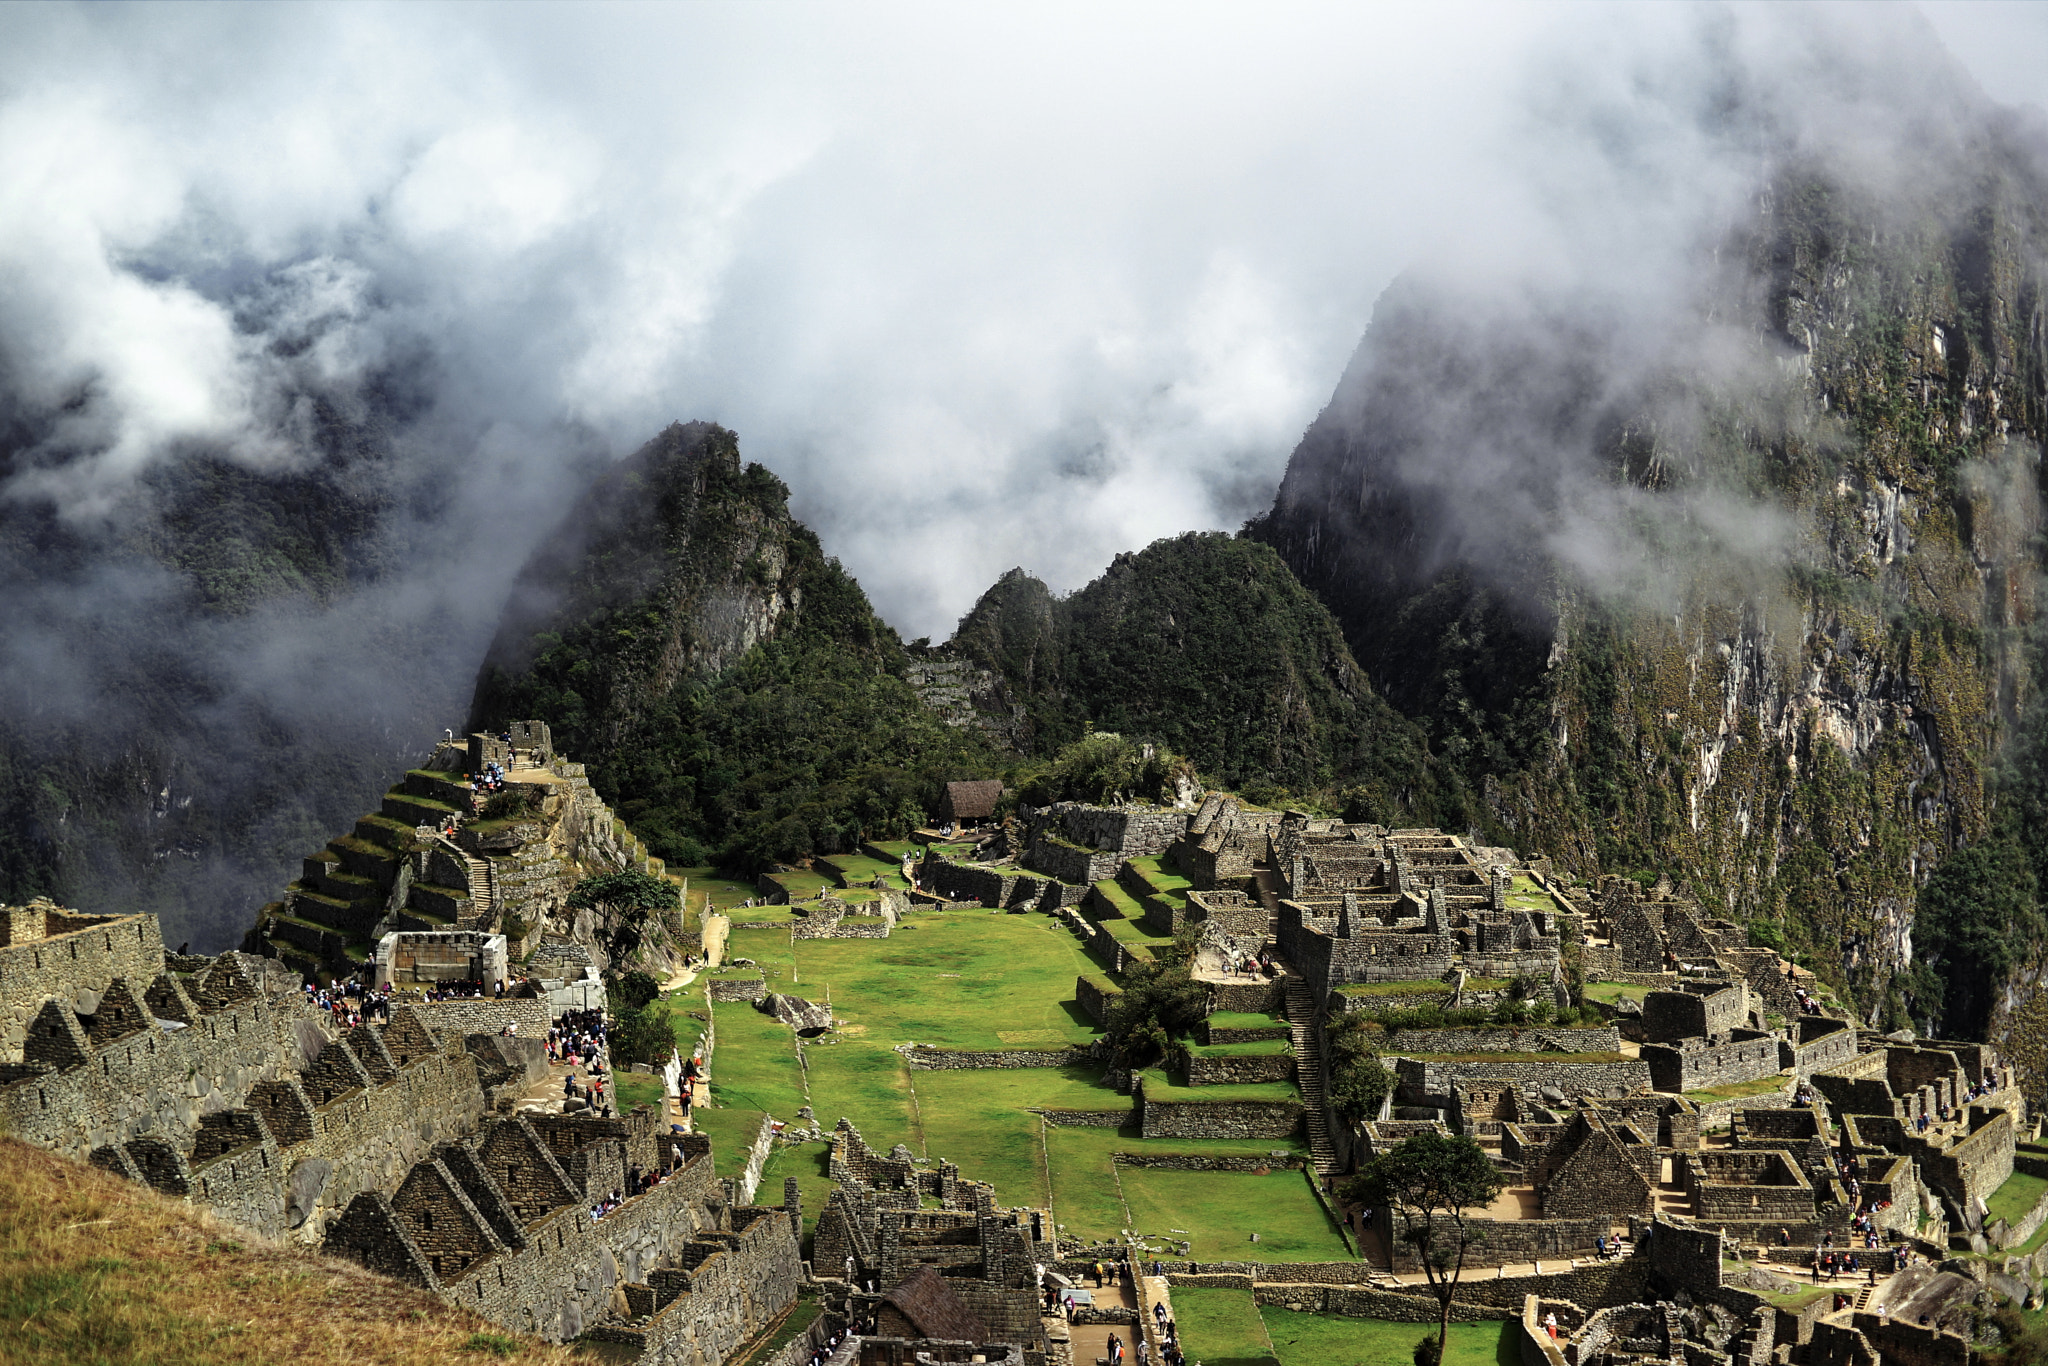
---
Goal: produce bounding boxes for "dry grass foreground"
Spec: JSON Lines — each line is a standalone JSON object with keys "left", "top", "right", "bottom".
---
{"left": 0, "top": 1135, "right": 579, "bottom": 1366}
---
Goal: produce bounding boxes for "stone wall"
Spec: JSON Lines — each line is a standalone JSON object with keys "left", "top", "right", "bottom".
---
{"left": 1076, "top": 974, "right": 1121, "bottom": 1026}
{"left": 1382, "top": 1026, "right": 1621, "bottom": 1055}
{"left": 1640, "top": 1031, "right": 1784, "bottom": 1093}
{"left": 709, "top": 979, "right": 768, "bottom": 1002}
{"left": 1782, "top": 1018, "right": 1858, "bottom": 1078}
{"left": 1641, "top": 984, "right": 1749, "bottom": 1044}
{"left": 900, "top": 1045, "right": 1094, "bottom": 1071}
{"left": 1185, "top": 889, "right": 1267, "bottom": 939}
{"left": 1021, "top": 837, "right": 1121, "bottom": 887}
{"left": 409, "top": 998, "right": 550, "bottom": 1040}
{"left": 1036, "top": 1108, "right": 1130, "bottom": 1128}
{"left": 1114, "top": 1152, "right": 1303, "bottom": 1172}
{"left": 0, "top": 907, "right": 166, "bottom": 1060}
{"left": 1376, "top": 1214, "right": 1637, "bottom": 1272}
{"left": 1207, "top": 980, "right": 1282, "bottom": 1014}
{"left": 1646, "top": 1218, "right": 1723, "bottom": 1299}
{"left": 1394, "top": 1057, "right": 1652, "bottom": 1105}
{"left": 1200, "top": 1021, "right": 1289, "bottom": 1045}
{"left": 1919, "top": 1107, "right": 2015, "bottom": 1206}
{"left": 1138, "top": 1095, "right": 1302, "bottom": 1140}
{"left": 1182, "top": 1051, "right": 1296, "bottom": 1086}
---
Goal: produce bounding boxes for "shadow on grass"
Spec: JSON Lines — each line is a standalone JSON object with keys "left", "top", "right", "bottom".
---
{"left": 1058, "top": 999, "right": 1098, "bottom": 1029}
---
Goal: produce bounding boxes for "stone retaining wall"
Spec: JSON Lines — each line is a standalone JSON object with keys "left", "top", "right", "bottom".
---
{"left": 1114, "top": 1152, "right": 1302, "bottom": 1171}
{"left": 900, "top": 1046, "right": 1094, "bottom": 1070}
{"left": 1076, "top": 975, "right": 1121, "bottom": 1026}
{"left": 409, "top": 997, "right": 550, "bottom": 1040}
{"left": 1183, "top": 1051, "right": 1296, "bottom": 1086}
{"left": 1138, "top": 1095, "right": 1302, "bottom": 1140}
{"left": 1394, "top": 1056, "right": 1652, "bottom": 1104}
{"left": 1382, "top": 1026, "right": 1621, "bottom": 1055}
{"left": 1036, "top": 1108, "right": 1130, "bottom": 1127}
{"left": 1207, "top": 980, "right": 1282, "bottom": 1014}
{"left": 1199, "top": 1023, "right": 1290, "bottom": 1045}
{"left": 709, "top": 979, "right": 768, "bottom": 1002}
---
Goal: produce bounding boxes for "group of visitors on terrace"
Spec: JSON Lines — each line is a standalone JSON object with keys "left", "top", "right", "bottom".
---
{"left": 303, "top": 976, "right": 392, "bottom": 1027}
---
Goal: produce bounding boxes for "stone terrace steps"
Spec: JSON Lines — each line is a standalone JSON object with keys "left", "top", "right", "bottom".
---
{"left": 460, "top": 851, "right": 493, "bottom": 920}
{"left": 1283, "top": 978, "right": 1340, "bottom": 1177}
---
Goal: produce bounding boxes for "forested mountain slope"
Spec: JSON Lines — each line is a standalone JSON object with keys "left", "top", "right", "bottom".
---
{"left": 941, "top": 534, "right": 1463, "bottom": 821}
{"left": 468, "top": 422, "right": 994, "bottom": 871}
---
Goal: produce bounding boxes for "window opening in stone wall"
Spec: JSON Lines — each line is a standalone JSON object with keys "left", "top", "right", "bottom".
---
{"left": 423, "top": 1210, "right": 434, "bottom": 1231}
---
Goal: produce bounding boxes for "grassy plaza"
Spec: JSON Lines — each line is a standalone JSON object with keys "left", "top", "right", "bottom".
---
{"left": 1173, "top": 1287, "right": 1517, "bottom": 1366}
{"left": 681, "top": 906, "right": 1338, "bottom": 1257}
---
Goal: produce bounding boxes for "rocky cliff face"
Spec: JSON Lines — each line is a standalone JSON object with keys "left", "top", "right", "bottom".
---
{"left": 1253, "top": 112, "right": 2048, "bottom": 1031}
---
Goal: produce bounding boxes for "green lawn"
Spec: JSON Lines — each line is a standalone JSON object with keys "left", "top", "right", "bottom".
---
{"left": 760, "top": 1142, "right": 834, "bottom": 1248}
{"left": 1172, "top": 1287, "right": 1279, "bottom": 1366}
{"left": 1186, "top": 1038, "right": 1293, "bottom": 1057}
{"left": 1682, "top": 1074, "right": 1792, "bottom": 1102}
{"left": 1101, "top": 916, "right": 1175, "bottom": 949}
{"left": 799, "top": 1040, "right": 920, "bottom": 1154}
{"left": 1207, "top": 1011, "right": 1289, "bottom": 1031}
{"left": 1040, "top": 1126, "right": 1306, "bottom": 1244}
{"left": 913, "top": 1066, "right": 1110, "bottom": 1209}
{"left": 1260, "top": 1305, "right": 1515, "bottom": 1366}
{"left": 726, "top": 924, "right": 798, "bottom": 979}
{"left": 1990, "top": 1170, "right": 2048, "bottom": 1232}
{"left": 673, "top": 867, "right": 760, "bottom": 910}
{"left": 1090, "top": 880, "right": 1147, "bottom": 920}
{"left": 693, "top": 1107, "right": 768, "bottom": 1178}
{"left": 1583, "top": 981, "right": 1652, "bottom": 1005}
{"left": 707, "top": 997, "right": 806, "bottom": 1118}
{"left": 613, "top": 1072, "right": 666, "bottom": 1114}
{"left": 820, "top": 853, "right": 910, "bottom": 889}
{"left": 1119, "top": 1167, "right": 1349, "bottom": 1262}
{"left": 1126, "top": 855, "right": 1192, "bottom": 896}
{"left": 762, "top": 870, "right": 835, "bottom": 902}
{"left": 793, "top": 913, "right": 1099, "bottom": 1048}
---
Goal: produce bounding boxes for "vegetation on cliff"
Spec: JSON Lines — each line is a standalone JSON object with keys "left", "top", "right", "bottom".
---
{"left": 949, "top": 532, "right": 1475, "bottom": 821}
{"left": 1250, "top": 127, "right": 2048, "bottom": 1037}
{"left": 470, "top": 423, "right": 996, "bottom": 872}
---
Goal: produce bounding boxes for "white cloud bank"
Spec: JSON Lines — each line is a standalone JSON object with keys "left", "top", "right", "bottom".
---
{"left": 0, "top": 1, "right": 2038, "bottom": 643}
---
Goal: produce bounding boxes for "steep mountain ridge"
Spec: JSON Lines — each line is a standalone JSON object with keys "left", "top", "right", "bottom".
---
{"left": 469, "top": 422, "right": 995, "bottom": 871}
{"left": 1252, "top": 108, "right": 2048, "bottom": 1036}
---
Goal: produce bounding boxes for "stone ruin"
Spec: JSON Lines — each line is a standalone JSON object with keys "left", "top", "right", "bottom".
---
{"left": 0, "top": 891, "right": 807, "bottom": 1362}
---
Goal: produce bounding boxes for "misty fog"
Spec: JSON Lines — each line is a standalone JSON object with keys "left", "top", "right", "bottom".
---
{"left": 1, "top": 2, "right": 2044, "bottom": 948}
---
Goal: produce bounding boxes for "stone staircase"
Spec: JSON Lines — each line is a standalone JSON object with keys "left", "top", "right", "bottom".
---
{"left": 1284, "top": 978, "right": 1340, "bottom": 1177}
{"left": 458, "top": 850, "right": 494, "bottom": 928}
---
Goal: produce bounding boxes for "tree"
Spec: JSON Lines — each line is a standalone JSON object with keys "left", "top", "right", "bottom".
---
{"left": 1341, "top": 1132, "right": 1503, "bottom": 1363}
{"left": 611, "top": 969, "right": 662, "bottom": 1014}
{"left": 609, "top": 1004, "right": 676, "bottom": 1069}
{"left": 1324, "top": 1014, "right": 1395, "bottom": 1121}
{"left": 1910, "top": 839, "right": 2041, "bottom": 1038}
{"left": 567, "top": 869, "right": 680, "bottom": 958}
{"left": 1102, "top": 959, "right": 1208, "bottom": 1068}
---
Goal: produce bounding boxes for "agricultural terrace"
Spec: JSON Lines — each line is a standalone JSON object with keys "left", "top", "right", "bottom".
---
{"left": 678, "top": 907, "right": 1344, "bottom": 1259}
{"left": 1172, "top": 1286, "right": 1514, "bottom": 1366}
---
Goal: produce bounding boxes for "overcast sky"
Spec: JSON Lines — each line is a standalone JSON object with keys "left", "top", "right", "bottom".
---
{"left": 0, "top": 2, "right": 2044, "bottom": 642}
